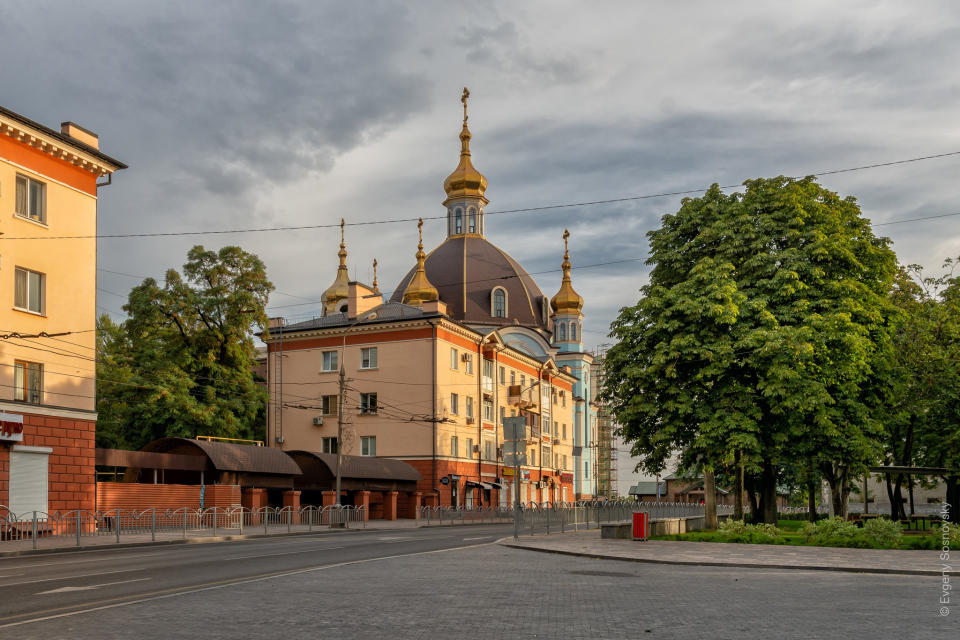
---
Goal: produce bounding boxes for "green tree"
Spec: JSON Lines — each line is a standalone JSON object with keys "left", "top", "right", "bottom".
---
{"left": 602, "top": 177, "right": 897, "bottom": 523}
{"left": 96, "top": 246, "right": 273, "bottom": 450}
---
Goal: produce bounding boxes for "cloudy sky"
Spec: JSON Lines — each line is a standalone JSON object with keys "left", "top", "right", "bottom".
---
{"left": 3, "top": 1, "right": 959, "bottom": 349}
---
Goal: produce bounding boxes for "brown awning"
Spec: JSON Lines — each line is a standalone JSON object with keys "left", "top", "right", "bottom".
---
{"left": 141, "top": 438, "right": 302, "bottom": 476}
{"left": 96, "top": 448, "right": 207, "bottom": 471}
{"left": 288, "top": 451, "right": 421, "bottom": 492}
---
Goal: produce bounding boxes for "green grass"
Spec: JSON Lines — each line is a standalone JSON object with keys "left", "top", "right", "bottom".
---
{"left": 649, "top": 518, "right": 942, "bottom": 550}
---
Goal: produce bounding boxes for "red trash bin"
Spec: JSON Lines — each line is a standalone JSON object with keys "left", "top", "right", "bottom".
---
{"left": 632, "top": 511, "right": 648, "bottom": 541}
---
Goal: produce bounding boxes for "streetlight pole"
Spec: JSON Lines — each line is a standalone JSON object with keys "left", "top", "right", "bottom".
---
{"left": 335, "top": 364, "right": 345, "bottom": 506}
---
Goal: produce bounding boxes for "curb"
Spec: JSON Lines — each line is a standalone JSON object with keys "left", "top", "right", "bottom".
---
{"left": 499, "top": 542, "right": 937, "bottom": 576}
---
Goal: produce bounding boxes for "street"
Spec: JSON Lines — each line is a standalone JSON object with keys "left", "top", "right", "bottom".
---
{"left": 0, "top": 525, "right": 952, "bottom": 639}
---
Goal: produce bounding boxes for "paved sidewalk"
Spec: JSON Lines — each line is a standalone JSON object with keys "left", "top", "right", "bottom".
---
{"left": 501, "top": 530, "right": 940, "bottom": 575}
{"left": 0, "top": 517, "right": 502, "bottom": 556}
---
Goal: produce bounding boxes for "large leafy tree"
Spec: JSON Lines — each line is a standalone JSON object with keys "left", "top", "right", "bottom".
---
{"left": 96, "top": 246, "right": 273, "bottom": 450}
{"left": 602, "top": 177, "right": 897, "bottom": 523}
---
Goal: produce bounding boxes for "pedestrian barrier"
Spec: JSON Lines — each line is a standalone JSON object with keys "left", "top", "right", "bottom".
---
{"left": 0, "top": 504, "right": 367, "bottom": 550}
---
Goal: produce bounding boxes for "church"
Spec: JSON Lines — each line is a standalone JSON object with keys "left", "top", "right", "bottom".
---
{"left": 262, "top": 90, "right": 597, "bottom": 510}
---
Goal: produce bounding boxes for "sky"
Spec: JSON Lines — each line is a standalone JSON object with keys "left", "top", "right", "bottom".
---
{"left": 2, "top": 0, "right": 959, "bottom": 352}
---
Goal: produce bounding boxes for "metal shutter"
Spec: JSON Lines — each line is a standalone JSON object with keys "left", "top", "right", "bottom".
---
{"left": 10, "top": 449, "right": 49, "bottom": 517}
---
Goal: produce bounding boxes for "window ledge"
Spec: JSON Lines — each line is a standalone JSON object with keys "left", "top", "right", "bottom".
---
{"left": 12, "top": 307, "right": 46, "bottom": 318}
{"left": 319, "top": 369, "right": 338, "bottom": 374}
{"left": 358, "top": 367, "right": 378, "bottom": 371}
{"left": 13, "top": 214, "right": 49, "bottom": 229}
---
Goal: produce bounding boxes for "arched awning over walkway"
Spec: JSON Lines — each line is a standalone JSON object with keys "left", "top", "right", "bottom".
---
{"left": 288, "top": 451, "right": 421, "bottom": 493}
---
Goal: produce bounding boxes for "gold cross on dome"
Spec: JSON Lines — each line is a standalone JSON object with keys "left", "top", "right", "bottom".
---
{"left": 461, "top": 87, "right": 470, "bottom": 123}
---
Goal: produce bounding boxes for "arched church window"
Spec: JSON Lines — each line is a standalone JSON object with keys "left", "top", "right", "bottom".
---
{"left": 468, "top": 208, "right": 477, "bottom": 233}
{"left": 570, "top": 322, "right": 577, "bottom": 341}
{"left": 557, "top": 323, "right": 567, "bottom": 341}
{"left": 455, "top": 209, "right": 463, "bottom": 234}
{"left": 492, "top": 288, "right": 507, "bottom": 317}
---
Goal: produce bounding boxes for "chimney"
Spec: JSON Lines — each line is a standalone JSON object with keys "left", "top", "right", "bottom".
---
{"left": 421, "top": 300, "right": 447, "bottom": 315}
{"left": 347, "top": 282, "right": 381, "bottom": 319}
{"left": 60, "top": 121, "right": 99, "bottom": 149}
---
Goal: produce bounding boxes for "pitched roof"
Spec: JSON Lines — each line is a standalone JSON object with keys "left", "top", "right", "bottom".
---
{"left": 0, "top": 104, "right": 127, "bottom": 169}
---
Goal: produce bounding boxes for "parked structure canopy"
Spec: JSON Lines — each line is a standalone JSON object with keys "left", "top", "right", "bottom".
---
{"left": 288, "top": 451, "right": 421, "bottom": 493}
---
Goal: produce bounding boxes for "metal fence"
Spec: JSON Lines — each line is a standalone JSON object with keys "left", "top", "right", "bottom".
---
{"left": 418, "top": 505, "right": 514, "bottom": 526}
{"left": 0, "top": 505, "right": 367, "bottom": 550}
{"left": 511, "top": 501, "right": 734, "bottom": 535}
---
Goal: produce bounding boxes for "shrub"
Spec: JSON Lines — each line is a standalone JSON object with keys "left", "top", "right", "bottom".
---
{"left": 863, "top": 518, "right": 903, "bottom": 547}
{"left": 718, "top": 519, "right": 783, "bottom": 544}
{"left": 799, "top": 516, "right": 869, "bottom": 548}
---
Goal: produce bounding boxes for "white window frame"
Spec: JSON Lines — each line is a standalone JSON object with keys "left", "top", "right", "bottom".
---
{"left": 14, "top": 267, "right": 45, "bottom": 315}
{"left": 450, "top": 435, "right": 458, "bottom": 457}
{"left": 322, "top": 437, "right": 338, "bottom": 454}
{"left": 499, "top": 366, "right": 506, "bottom": 385}
{"left": 450, "top": 393, "right": 459, "bottom": 415}
{"left": 359, "top": 392, "right": 378, "bottom": 415}
{"left": 14, "top": 360, "right": 43, "bottom": 404}
{"left": 464, "top": 354, "right": 473, "bottom": 375}
{"left": 360, "top": 347, "right": 378, "bottom": 370}
{"left": 361, "top": 436, "right": 376, "bottom": 456}
{"left": 321, "top": 395, "right": 338, "bottom": 416}
{"left": 450, "top": 347, "right": 458, "bottom": 370}
{"left": 466, "top": 396, "right": 474, "bottom": 419}
{"left": 15, "top": 174, "right": 46, "bottom": 224}
{"left": 483, "top": 399, "right": 493, "bottom": 422}
{"left": 321, "top": 350, "right": 338, "bottom": 372}
{"left": 491, "top": 287, "right": 508, "bottom": 318}
{"left": 466, "top": 438, "right": 474, "bottom": 457}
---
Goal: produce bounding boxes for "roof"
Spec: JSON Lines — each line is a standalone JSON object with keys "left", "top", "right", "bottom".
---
{"left": 142, "top": 438, "right": 302, "bottom": 476}
{"left": 288, "top": 451, "right": 422, "bottom": 482}
{"left": 628, "top": 481, "right": 665, "bottom": 496}
{"left": 389, "top": 235, "right": 550, "bottom": 332}
{"left": 269, "top": 303, "right": 442, "bottom": 335}
{"left": 0, "top": 104, "right": 127, "bottom": 169}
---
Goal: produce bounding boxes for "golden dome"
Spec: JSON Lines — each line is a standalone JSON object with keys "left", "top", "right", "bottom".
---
{"left": 402, "top": 218, "right": 440, "bottom": 306}
{"left": 551, "top": 229, "right": 584, "bottom": 314}
{"left": 443, "top": 87, "right": 488, "bottom": 203}
{"left": 323, "top": 218, "right": 351, "bottom": 314}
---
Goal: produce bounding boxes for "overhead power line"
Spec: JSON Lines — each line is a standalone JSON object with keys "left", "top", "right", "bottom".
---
{"left": 2, "top": 149, "right": 958, "bottom": 241}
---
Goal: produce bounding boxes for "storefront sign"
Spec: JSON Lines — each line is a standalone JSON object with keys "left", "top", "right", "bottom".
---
{"left": 561, "top": 473, "right": 574, "bottom": 483}
{"left": 0, "top": 412, "right": 24, "bottom": 442}
{"left": 502, "top": 467, "right": 515, "bottom": 477}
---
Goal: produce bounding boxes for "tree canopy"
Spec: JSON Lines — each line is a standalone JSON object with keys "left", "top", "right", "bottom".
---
{"left": 96, "top": 245, "right": 273, "bottom": 450}
{"left": 601, "top": 177, "right": 898, "bottom": 522}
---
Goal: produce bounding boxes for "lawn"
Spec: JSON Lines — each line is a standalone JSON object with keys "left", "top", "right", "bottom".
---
{"left": 650, "top": 518, "right": 945, "bottom": 550}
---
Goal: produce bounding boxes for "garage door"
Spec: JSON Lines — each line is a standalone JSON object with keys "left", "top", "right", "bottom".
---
{"left": 9, "top": 447, "right": 50, "bottom": 517}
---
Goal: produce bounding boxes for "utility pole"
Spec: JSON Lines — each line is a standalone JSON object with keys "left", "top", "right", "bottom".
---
{"left": 335, "top": 364, "right": 345, "bottom": 506}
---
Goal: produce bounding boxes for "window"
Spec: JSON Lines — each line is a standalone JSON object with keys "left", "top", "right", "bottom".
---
{"left": 562, "top": 455, "right": 567, "bottom": 470}
{"left": 585, "top": 460, "right": 590, "bottom": 479}
{"left": 468, "top": 208, "right": 477, "bottom": 233}
{"left": 455, "top": 209, "right": 463, "bottom": 234}
{"left": 499, "top": 366, "right": 506, "bottom": 385}
{"left": 361, "top": 436, "right": 376, "bottom": 456}
{"left": 557, "top": 323, "right": 566, "bottom": 341}
{"left": 360, "top": 347, "right": 378, "bottom": 369}
{"left": 530, "top": 449, "right": 536, "bottom": 466}
{"left": 359, "top": 392, "right": 377, "bottom": 415}
{"left": 14, "top": 361, "right": 42, "bottom": 404}
{"left": 560, "top": 391, "right": 566, "bottom": 407}
{"left": 450, "top": 393, "right": 459, "bottom": 415}
{"left": 321, "top": 395, "right": 338, "bottom": 416}
{"left": 510, "top": 371, "right": 516, "bottom": 386}
{"left": 520, "top": 375, "right": 525, "bottom": 389}
{"left": 483, "top": 399, "right": 493, "bottom": 422}
{"left": 450, "top": 348, "right": 458, "bottom": 370}
{"left": 464, "top": 355, "right": 473, "bottom": 375}
{"left": 466, "top": 396, "right": 474, "bottom": 419}
{"left": 562, "top": 423, "right": 567, "bottom": 440}
{"left": 14, "top": 267, "right": 45, "bottom": 314}
{"left": 321, "top": 350, "right": 338, "bottom": 372}
{"left": 15, "top": 175, "right": 46, "bottom": 224}
{"left": 492, "top": 288, "right": 506, "bottom": 317}
{"left": 555, "top": 453, "right": 559, "bottom": 468}
{"left": 483, "top": 359, "right": 493, "bottom": 379}
{"left": 570, "top": 323, "right": 577, "bottom": 341}
{"left": 484, "top": 440, "right": 494, "bottom": 461}
{"left": 322, "top": 437, "right": 338, "bottom": 454}
{"left": 554, "top": 420, "right": 559, "bottom": 436}
{"left": 466, "top": 438, "right": 474, "bottom": 457}
{"left": 450, "top": 435, "right": 459, "bottom": 457}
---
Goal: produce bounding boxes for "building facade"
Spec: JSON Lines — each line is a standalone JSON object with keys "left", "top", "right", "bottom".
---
{"left": 262, "top": 91, "right": 593, "bottom": 507}
{"left": 0, "top": 106, "right": 124, "bottom": 516}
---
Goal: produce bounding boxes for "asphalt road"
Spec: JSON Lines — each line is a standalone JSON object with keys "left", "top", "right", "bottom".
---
{"left": 0, "top": 523, "right": 513, "bottom": 629}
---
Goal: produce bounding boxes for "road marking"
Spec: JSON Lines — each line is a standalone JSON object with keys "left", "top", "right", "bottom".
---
{"left": 463, "top": 536, "right": 493, "bottom": 541}
{"left": 225, "top": 546, "right": 346, "bottom": 560}
{"left": 0, "top": 568, "right": 140, "bottom": 588}
{"left": 36, "top": 578, "right": 150, "bottom": 595}
{"left": 377, "top": 536, "right": 413, "bottom": 541}
{"left": 0, "top": 542, "right": 496, "bottom": 628}
{"left": 0, "top": 574, "right": 24, "bottom": 579}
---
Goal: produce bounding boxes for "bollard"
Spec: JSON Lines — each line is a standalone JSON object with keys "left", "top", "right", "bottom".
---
{"left": 287, "top": 508, "right": 292, "bottom": 533}
{"left": 152, "top": 508, "right": 156, "bottom": 542}
{"left": 116, "top": 512, "right": 121, "bottom": 543}
{"left": 239, "top": 509, "right": 244, "bottom": 535}
{"left": 264, "top": 509, "right": 269, "bottom": 535}
{"left": 76, "top": 512, "right": 82, "bottom": 547}
{"left": 183, "top": 510, "right": 188, "bottom": 539}
{"left": 213, "top": 508, "right": 217, "bottom": 538}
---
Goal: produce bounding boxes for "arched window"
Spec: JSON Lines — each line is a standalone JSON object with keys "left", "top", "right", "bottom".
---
{"left": 557, "top": 322, "right": 567, "bottom": 341}
{"left": 455, "top": 209, "right": 463, "bottom": 234}
{"left": 492, "top": 287, "right": 507, "bottom": 317}
{"left": 570, "top": 322, "right": 577, "bottom": 341}
{"left": 468, "top": 208, "right": 477, "bottom": 233}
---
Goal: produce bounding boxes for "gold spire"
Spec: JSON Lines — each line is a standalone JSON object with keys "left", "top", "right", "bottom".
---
{"left": 443, "top": 87, "right": 488, "bottom": 203}
{"left": 550, "top": 229, "right": 584, "bottom": 314}
{"left": 323, "top": 218, "right": 351, "bottom": 314}
{"left": 372, "top": 258, "right": 379, "bottom": 294}
{"left": 402, "top": 218, "right": 439, "bottom": 306}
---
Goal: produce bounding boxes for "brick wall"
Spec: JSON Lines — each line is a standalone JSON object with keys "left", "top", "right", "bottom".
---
{"left": 203, "top": 484, "right": 241, "bottom": 508}
{"left": 97, "top": 483, "right": 201, "bottom": 512}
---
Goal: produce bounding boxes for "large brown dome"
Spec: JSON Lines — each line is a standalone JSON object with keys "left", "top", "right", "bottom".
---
{"left": 390, "top": 235, "right": 551, "bottom": 332}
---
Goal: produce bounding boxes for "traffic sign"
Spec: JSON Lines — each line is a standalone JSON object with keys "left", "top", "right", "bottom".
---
{"left": 501, "top": 441, "right": 524, "bottom": 455}
{"left": 502, "top": 416, "right": 527, "bottom": 441}
{"left": 503, "top": 453, "right": 527, "bottom": 467}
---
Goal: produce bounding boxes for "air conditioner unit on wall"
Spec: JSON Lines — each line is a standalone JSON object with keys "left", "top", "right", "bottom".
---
{"left": 466, "top": 417, "right": 475, "bottom": 425}
{"left": 312, "top": 416, "right": 324, "bottom": 426}
{"left": 472, "top": 444, "right": 480, "bottom": 453}
{"left": 461, "top": 353, "right": 471, "bottom": 362}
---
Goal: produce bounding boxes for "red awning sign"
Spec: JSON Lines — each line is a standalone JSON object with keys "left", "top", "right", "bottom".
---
{"left": 0, "top": 412, "right": 24, "bottom": 442}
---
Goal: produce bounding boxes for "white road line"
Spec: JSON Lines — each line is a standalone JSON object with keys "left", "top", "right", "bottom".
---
{"left": 36, "top": 578, "right": 151, "bottom": 595}
{"left": 0, "top": 542, "right": 496, "bottom": 629}
{"left": 462, "top": 536, "right": 493, "bottom": 541}
{"left": 225, "top": 546, "right": 346, "bottom": 560}
{"left": 0, "top": 568, "right": 141, "bottom": 588}
{"left": 0, "top": 574, "right": 24, "bottom": 579}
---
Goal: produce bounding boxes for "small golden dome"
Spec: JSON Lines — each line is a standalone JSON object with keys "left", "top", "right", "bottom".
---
{"left": 402, "top": 218, "right": 439, "bottom": 306}
{"left": 443, "top": 87, "right": 488, "bottom": 202}
{"left": 323, "top": 218, "right": 351, "bottom": 314}
{"left": 551, "top": 229, "right": 584, "bottom": 314}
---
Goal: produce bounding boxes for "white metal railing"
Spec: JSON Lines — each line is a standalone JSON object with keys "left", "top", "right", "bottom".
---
{"left": 0, "top": 505, "right": 367, "bottom": 550}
